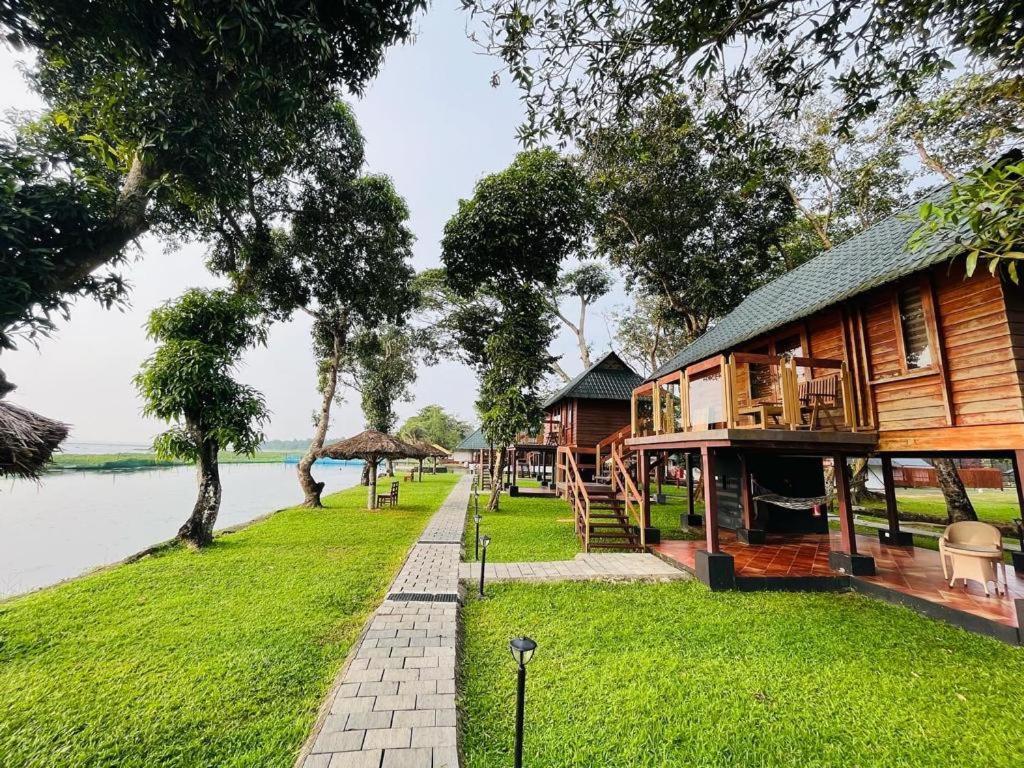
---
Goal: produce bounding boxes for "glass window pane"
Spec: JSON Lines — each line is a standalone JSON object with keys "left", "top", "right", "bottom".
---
{"left": 898, "top": 286, "right": 933, "bottom": 370}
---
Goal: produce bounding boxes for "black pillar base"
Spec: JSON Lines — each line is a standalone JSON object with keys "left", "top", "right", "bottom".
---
{"left": 508, "top": 485, "right": 519, "bottom": 497}
{"left": 829, "top": 551, "right": 876, "bottom": 576}
{"left": 877, "top": 528, "right": 914, "bottom": 547}
{"left": 684, "top": 514, "right": 704, "bottom": 528}
{"left": 1012, "top": 550, "right": 1024, "bottom": 574}
{"left": 653, "top": 493, "right": 667, "bottom": 505}
{"left": 696, "top": 550, "right": 735, "bottom": 591}
{"left": 644, "top": 526, "right": 661, "bottom": 545}
{"left": 737, "top": 527, "right": 766, "bottom": 545}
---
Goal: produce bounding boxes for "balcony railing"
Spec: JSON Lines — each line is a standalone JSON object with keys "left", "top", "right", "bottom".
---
{"left": 632, "top": 353, "right": 862, "bottom": 437}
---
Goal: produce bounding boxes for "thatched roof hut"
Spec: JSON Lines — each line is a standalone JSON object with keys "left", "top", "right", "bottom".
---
{"left": 0, "top": 371, "right": 69, "bottom": 479}
{"left": 403, "top": 439, "right": 451, "bottom": 479}
{"left": 320, "top": 430, "right": 420, "bottom": 509}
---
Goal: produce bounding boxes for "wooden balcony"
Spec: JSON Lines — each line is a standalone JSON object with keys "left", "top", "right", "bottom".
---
{"left": 628, "top": 354, "right": 878, "bottom": 452}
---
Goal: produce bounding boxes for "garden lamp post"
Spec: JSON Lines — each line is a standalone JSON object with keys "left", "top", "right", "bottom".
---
{"left": 474, "top": 512, "right": 483, "bottom": 560}
{"left": 479, "top": 535, "right": 490, "bottom": 597}
{"left": 509, "top": 636, "right": 538, "bottom": 768}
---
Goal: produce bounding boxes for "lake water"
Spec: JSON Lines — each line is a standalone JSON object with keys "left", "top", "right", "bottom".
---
{"left": 0, "top": 461, "right": 364, "bottom": 599}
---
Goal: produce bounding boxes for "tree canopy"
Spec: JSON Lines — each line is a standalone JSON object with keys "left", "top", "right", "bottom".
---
{"left": 584, "top": 94, "right": 796, "bottom": 337}
{"left": 399, "top": 405, "right": 471, "bottom": 450}
{"left": 0, "top": 1, "right": 424, "bottom": 347}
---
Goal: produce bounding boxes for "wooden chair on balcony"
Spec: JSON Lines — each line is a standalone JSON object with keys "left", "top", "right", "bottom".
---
{"left": 797, "top": 374, "right": 841, "bottom": 430}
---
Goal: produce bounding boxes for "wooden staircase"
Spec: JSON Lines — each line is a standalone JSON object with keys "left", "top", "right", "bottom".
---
{"left": 557, "top": 445, "right": 644, "bottom": 553}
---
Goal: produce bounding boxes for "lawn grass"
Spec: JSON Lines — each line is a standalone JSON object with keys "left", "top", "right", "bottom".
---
{"left": 648, "top": 488, "right": 704, "bottom": 541}
{"left": 0, "top": 474, "right": 457, "bottom": 767}
{"left": 51, "top": 450, "right": 299, "bottom": 471}
{"left": 466, "top": 492, "right": 579, "bottom": 563}
{"left": 460, "top": 581, "right": 1024, "bottom": 768}
{"left": 860, "top": 487, "right": 1021, "bottom": 525}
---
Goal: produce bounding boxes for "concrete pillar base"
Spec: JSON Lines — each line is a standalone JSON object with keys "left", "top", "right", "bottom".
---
{"left": 696, "top": 550, "right": 735, "bottom": 591}
{"left": 683, "top": 514, "right": 704, "bottom": 528}
{"left": 877, "top": 528, "right": 914, "bottom": 547}
{"left": 1011, "top": 550, "right": 1024, "bottom": 574}
{"left": 737, "top": 527, "right": 767, "bottom": 545}
{"left": 829, "top": 551, "right": 876, "bottom": 576}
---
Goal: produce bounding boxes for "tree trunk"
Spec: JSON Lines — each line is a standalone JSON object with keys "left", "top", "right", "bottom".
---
{"left": 386, "top": 458, "right": 394, "bottom": 477}
{"left": 298, "top": 327, "right": 344, "bottom": 507}
{"left": 367, "top": 458, "right": 379, "bottom": 510}
{"left": 487, "top": 447, "right": 506, "bottom": 511}
{"left": 848, "top": 457, "right": 881, "bottom": 504}
{"left": 418, "top": 458, "right": 424, "bottom": 481}
{"left": 361, "top": 462, "right": 370, "bottom": 485}
{"left": 932, "top": 458, "right": 977, "bottom": 523}
{"left": 178, "top": 435, "right": 222, "bottom": 548}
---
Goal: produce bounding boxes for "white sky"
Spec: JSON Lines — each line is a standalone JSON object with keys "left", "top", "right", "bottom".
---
{"left": 1, "top": 4, "right": 625, "bottom": 444}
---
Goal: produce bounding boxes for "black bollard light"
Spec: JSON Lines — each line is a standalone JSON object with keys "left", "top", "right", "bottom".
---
{"left": 479, "top": 535, "right": 491, "bottom": 597}
{"left": 509, "top": 636, "right": 538, "bottom": 768}
{"left": 474, "top": 512, "right": 483, "bottom": 561}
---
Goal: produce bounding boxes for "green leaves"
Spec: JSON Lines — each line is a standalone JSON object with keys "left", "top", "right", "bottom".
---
{"left": 911, "top": 153, "right": 1024, "bottom": 283}
{"left": 135, "top": 289, "right": 269, "bottom": 460}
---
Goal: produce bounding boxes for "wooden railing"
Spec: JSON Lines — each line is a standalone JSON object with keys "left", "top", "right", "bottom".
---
{"left": 594, "top": 423, "right": 632, "bottom": 477}
{"left": 633, "top": 353, "right": 862, "bottom": 436}
{"left": 609, "top": 444, "right": 646, "bottom": 549}
{"left": 556, "top": 446, "right": 592, "bottom": 550}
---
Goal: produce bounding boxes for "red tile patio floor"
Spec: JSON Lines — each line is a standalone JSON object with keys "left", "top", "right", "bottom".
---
{"left": 654, "top": 531, "right": 1023, "bottom": 629}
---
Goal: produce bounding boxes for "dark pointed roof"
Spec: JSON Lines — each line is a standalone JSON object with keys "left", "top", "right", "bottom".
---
{"left": 454, "top": 427, "right": 488, "bottom": 451}
{"left": 543, "top": 351, "right": 644, "bottom": 409}
{"left": 648, "top": 186, "right": 954, "bottom": 381}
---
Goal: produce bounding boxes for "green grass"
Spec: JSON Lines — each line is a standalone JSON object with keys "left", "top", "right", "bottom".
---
{"left": 460, "top": 581, "right": 1024, "bottom": 768}
{"left": 861, "top": 487, "right": 1020, "bottom": 525}
{"left": 51, "top": 450, "right": 299, "bottom": 471}
{"left": 0, "top": 474, "right": 457, "bottom": 767}
{"left": 466, "top": 492, "right": 579, "bottom": 563}
{"left": 648, "top": 488, "right": 704, "bottom": 541}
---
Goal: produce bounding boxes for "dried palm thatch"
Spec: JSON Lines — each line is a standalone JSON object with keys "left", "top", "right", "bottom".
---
{"left": 321, "top": 430, "right": 422, "bottom": 510}
{"left": 404, "top": 439, "right": 449, "bottom": 458}
{"left": 319, "top": 429, "right": 421, "bottom": 461}
{"left": 0, "top": 400, "right": 70, "bottom": 479}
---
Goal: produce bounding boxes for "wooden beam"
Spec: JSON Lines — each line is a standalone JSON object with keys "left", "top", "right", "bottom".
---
{"left": 1013, "top": 450, "right": 1024, "bottom": 517}
{"left": 880, "top": 455, "right": 901, "bottom": 537}
{"left": 834, "top": 454, "right": 858, "bottom": 556}
{"left": 739, "top": 452, "right": 754, "bottom": 531}
{"left": 685, "top": 452, "right": 695, "bottom": 519}
{"left": 701, "top": 446, "right": 720, "bottom": 553}
{"left": 639, "top": 449, "right": 651, "bottom": 527}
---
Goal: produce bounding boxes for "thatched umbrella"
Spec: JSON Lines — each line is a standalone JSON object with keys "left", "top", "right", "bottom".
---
{"left": 0, "top": 371, "right": 69, "bottom": 479}
{"left": 405, "top": 440, "right": 450, "bottom": 478}
{"left": 320, "top": 430, "right": 420, "bottom": 509}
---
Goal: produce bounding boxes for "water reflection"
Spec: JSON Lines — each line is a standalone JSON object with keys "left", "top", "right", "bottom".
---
{"left": 0, "top": 461, "right": 363, "bottom": 599}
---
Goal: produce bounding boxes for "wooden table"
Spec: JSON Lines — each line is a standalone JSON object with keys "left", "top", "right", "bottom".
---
{"left": 738, "top": 403, "right": 785, "bottom": 427}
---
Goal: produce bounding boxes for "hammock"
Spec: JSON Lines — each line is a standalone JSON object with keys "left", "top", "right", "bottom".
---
{"left": 752, "top": 480, "right": 832, "bottom": 510}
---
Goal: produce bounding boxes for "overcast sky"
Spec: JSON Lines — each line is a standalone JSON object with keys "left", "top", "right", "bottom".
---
{"left": 1, "top": 3, "right": 626, "bottom": 445}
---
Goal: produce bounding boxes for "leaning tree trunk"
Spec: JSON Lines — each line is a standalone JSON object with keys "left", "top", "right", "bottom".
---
{"left": 298, "top": 329, "right": 344, "bottom": 507}
{"left": 360, "top": 462, "right": 371, "bottom": 485}
{"left": 178, "top": 435, "right": 222, "bottom": 548}
{"left": 487, "top": 447, "right": 506, "bottom": 511}
{"left": 386, "top": 458, "right": 395, "bottom": 477}
{"left": 932, "top": 458, "right": 977, "bottom": 523}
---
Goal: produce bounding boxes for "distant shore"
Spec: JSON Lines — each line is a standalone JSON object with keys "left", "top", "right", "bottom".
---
{"left": 51, "top": 451, "right": 308, "bottom": 471}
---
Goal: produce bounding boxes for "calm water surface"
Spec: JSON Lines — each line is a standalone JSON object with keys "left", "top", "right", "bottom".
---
{"left": 0, "top": 461, "right": 363, "bottom": 599}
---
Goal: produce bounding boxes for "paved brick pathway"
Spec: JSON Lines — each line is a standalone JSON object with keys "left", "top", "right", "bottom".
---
{"left": 297, "top": 475, "right": 472, "bottom": 768}
{"left": 459, "top": 552, "right": 687, "bottom": 583}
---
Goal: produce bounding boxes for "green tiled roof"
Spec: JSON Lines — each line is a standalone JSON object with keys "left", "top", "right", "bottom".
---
{"left": 543, "top": 351, "right": 644, "bottom": 409}
{"left": 649, "top": 187, "right": 954, "bottom": 381}
{"left": 454, "top": 427, "right": 488, "bottom": 451}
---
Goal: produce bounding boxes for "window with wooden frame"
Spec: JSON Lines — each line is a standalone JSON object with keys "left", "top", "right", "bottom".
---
{"left": 896, "top": 285, "right": 934, "bottom": 370}
{"left": 891, "top": 278, "right": 939, "bottom": 376}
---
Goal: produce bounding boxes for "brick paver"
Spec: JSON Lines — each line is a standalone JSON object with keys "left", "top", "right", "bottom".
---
{"left": 459, "top": 552, "right": 687, "bottom": 583}
{"left": 297, "top": 475, "right": 472, "bottom": 768}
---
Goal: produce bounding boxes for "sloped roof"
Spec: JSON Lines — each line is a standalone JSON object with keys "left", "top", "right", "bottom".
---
{"left": 543, "top": 351, "right": 644, "bottom": 409}
{"left": 649, "top": 186, "right": 954, "bottom": 381}
{"left": 454, "top": 427, "right": 488, "bottom": 451}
